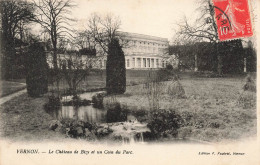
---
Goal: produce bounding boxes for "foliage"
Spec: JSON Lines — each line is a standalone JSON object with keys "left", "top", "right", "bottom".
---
{"left": 170, "top": 39, "right": 246, "bottom": 74}
{"left": 166, "top": 64, "right": 173, "bottom": 70}
{"left": 25, "top": 41, "right": 48, "bottom": 97}
{"left": 79, "top": 48, "right": 96, "bottom": 56}
{"left": 106, "top": 38, "right": 126, "bottom": 94}
{"left": 0, "top": 0, "right": 35, "bottom": 79}
{"left": 147, "top": 109, "right": 183, "bottom": 138}
{"left": 243, "top": 74, "right": 256, "bottom": 92}
{"left": 106, "top": 102, "right": 128, "bottom": 123}
{"left": 44, "top": 94, "right": 61, "bottom": 111}
{"left": 92, "top": 93, "right": 106, "bottom": 108}
{"left": 167, "top": 79, "right": 186, "bottom": 98}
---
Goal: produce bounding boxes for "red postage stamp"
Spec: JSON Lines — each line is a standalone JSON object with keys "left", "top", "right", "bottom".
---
{"left": 212, "top": 0, "right": 253, "bottom": 41}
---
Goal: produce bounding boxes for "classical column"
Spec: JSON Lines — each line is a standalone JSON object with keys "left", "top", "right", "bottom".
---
{"left": 141, "top": 57, "right": 143, "bottom": 68}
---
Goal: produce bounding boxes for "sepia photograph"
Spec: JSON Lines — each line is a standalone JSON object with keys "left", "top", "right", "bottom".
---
{"left": 0, "top": 0, "right": 259, "bottom": 164}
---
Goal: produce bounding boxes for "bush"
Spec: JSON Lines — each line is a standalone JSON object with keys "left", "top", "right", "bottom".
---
{"left": 106, "top": 102, "right": 128, "bottom": 123}
{"left": 147, "top": 109, "right": 183, "bottom": 138}
{"left": 243, "top": 74, "right": 256, "bottom": 92}
{"left": 166, "top": 64, "right": 173, "bottom": 70}
{"left": 167, "top": 79, "right": 186, "bottom": 98}
{"left": 106, "top": 38, "right": 126, "bottom": 94}
{"left": 25, "top": 42, "right": 48, "bottom": 97}
{"left": 92, "top": 93, "right": 105, "bottom": 108}
{"left": 44, "top": 94, "right": 61, "bottom": 112}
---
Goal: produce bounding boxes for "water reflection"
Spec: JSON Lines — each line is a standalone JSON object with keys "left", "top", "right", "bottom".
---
{"left": 50, "top": 105, "right": 107, "bottom": 123}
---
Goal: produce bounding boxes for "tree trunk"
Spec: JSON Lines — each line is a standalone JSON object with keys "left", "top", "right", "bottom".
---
{"left": 194, "top": 54, "right": 198, "bottom": 72}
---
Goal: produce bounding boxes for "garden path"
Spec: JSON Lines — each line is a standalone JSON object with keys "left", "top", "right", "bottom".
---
{"left": 0, "top": 89, "right": 27, "bottom": 105}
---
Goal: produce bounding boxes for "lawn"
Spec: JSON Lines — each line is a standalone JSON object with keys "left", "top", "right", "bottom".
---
{"left": 0, "top": 71, "right": 256, "bottom": 143}
{"left": 0, "top": 93, "right": 72, "bottom": 142}
{"left": 0, "top": 80, "right": 26, "bottom": 97}
{"left": 103, "top": 76, "right": 257, "bottom": 142}
{"left": 48, "top": 69, "right": 166, "bottom": 94}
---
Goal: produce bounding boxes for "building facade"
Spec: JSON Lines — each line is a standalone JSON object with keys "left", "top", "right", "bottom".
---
{"left": 96, "top": 32, "right": 170, "bottom": 69}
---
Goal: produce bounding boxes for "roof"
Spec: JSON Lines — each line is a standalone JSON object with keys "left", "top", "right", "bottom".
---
{"left": 117, "top": 31, "right": 168, "bottom": 43}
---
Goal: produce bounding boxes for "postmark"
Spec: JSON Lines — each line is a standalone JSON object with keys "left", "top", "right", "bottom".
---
{"left": 212, "top": 0, "right": 253, "bottom": 41}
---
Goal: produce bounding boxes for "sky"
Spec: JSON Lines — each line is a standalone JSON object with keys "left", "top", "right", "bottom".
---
{"left": 71, "top": 0, "right": 199, "bottom": 41}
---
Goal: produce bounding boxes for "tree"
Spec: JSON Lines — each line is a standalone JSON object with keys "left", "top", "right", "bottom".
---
{"left": 73, "top": 30, "right": 96, "bottom": 56}
{"left": 25, "top": 41, "right": 48, "bottom": 97}
{"left": 106, "top": 38, "right": 126, "bottom": 94}
{"left": 86, "top": 13, "right": 127, "bottom": 94}
{"left": 61, "top": 52, "right": 102, "bottom": 96}
{"left": 0, "top": 0, "right": 35, "bottom": 79}
{"left": 33, "top": 0, "right": 75, "bottom": 79}
{"left": 174, "top": 0, "right": 224, "bottom": 74}
{"left": 86, "top": 13, "right": 129, "bottom": 55}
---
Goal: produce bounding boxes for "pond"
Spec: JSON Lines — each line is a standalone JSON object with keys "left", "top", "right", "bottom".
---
{"left": 46, "top": 91, "right": 198, "bottom": 144}
{"left": 46, "top": 90, "right": 151, "bottom": 143}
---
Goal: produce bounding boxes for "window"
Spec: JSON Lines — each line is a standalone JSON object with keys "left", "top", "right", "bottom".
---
{"left": 147, "top": 58, "right": 150, "bottom": 67}
{"left": 143, "top": 58, "right": 146, "bottom": 67}
{"left": 132, "top": 58, "right": 135, "bottom": 67}
{"left": 127, "top": 59, "right": 130, "bottom": 67}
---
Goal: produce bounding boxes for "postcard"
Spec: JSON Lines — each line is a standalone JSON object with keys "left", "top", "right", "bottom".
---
{"left": 0, "top": 0, "right": 259, "bottom": 164}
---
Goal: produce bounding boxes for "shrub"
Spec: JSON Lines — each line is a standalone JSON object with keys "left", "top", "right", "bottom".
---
{"left": 167, "top": 78, "right": 186, "bottom": 98}
{"left": 243, "top": 74, "right": 256, "bottom": 92}
{"left": 92, "top": 93, "right": 105, "bottom": 108}
{"left": 44, "top": 94, "right": 61, "bottom": 112}
{"left": 147, "top": 109, "right": 183, "bottom": 138}
{"left": 25, "top": 42, "right": 48, "bottom": 97}
{"left": 106, "top": 102, "right": 128, "bottom": 123}
{"left": 166, "top": 64, "right": 173, "bottom": 70}
{"left": 106, "top": 38, "right": 126, "bottom": 95}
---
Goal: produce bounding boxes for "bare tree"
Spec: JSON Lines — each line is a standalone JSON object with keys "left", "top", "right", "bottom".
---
{"left": 174, "top": 0, "right": 224, "bottom": 74}
{"left": 1, "top": 0, "right": 35, "bottom": 41}
{"left": 33, "top": 0, "right": 75, "bottom": 73}
{"left": 86, "top": 12, "right": 129, "bottom": 55}
{"left": 61, "top": 52, "right": 104, "bottom": 97}
{"left": 73, "top": 30, "right": 93, "bottom": 50}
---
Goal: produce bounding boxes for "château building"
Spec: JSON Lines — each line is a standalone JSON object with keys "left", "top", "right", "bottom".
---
{"left": 96, "top": 31, "right": 170, "bottom": 69}
{"left": 47, "top": 32, "right": 178, "bottom": 69}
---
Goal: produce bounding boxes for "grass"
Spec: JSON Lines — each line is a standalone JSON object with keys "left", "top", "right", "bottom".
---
{"left": 0, "top": 71, "right": 256, "bottom": 143}
{"left": 48, "top": 69, "right": 168, "bottom": 94}
{"left": 0, "top": 93, "right": 68, "bottom": 142}
{"left": 0, "top": 80, "right": 26, "bottom": 97}
{"left": 103, "top": 76, "right": 257, "bottom": 142}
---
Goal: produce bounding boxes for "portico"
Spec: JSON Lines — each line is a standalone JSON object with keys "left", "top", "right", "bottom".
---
{"left": 125, "top": 55, "right": 166, "bottom": 69}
